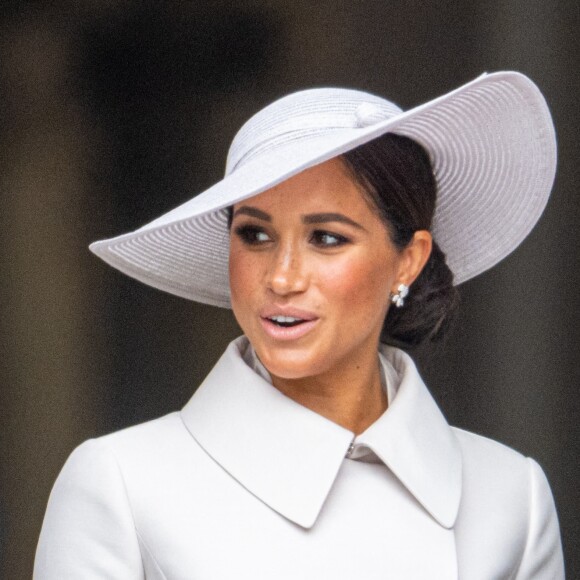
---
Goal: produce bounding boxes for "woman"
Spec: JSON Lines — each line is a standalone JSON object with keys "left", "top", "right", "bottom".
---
{"left": 35, "top": 72, "right": 564, "bottom": 578}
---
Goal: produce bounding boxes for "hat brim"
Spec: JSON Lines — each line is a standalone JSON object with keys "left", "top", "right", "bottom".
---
{"left": 90, "top": 71, "right": 556, "bottom": 308}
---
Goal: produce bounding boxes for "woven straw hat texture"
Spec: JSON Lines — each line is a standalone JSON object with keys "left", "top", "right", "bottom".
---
{"left": 90, "top": 71, "right": 556, "bottom": 308}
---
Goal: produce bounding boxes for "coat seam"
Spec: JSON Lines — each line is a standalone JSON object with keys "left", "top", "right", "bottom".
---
{"left": 136, "top": 529, "right": 169, "bottom": 580}
{"left": 100, "top": 439, "right": 149, "bottom": 578}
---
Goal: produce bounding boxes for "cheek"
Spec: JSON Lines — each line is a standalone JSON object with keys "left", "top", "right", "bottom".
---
{"left": 316, "top": 252, "right": 392, "bottom": 313}
{"left": 228, "top": 245, "right": 257, "bottom": 310}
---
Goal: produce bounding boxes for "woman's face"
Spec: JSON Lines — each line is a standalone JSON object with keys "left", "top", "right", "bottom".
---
{"left": 229, "top": 157, "right": 416, "bottom": 381}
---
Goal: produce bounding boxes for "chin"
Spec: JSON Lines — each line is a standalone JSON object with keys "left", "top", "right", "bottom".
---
{"left": 255, "top": 345, "right": 324, "bottom": 381}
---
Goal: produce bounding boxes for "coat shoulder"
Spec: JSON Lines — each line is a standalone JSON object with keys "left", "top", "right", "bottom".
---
{"left": 451, "top": 426, "right": 531, "bottom": 526}
{"left": 83, "top": 411, "right": 211, "bottom": 483}
{"left": 97, "top": 411, "right": 188, "bottom": 455}
{"left": 450, "top": 427, "right": 564, "bottom": 579}
{"left": 451, "top": 425, "right": 529, "bottom": 473}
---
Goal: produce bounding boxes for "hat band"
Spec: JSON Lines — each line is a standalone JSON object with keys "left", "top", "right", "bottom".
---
{"left": 228, "top": 126, "right": 350, "bottom": 174}
{"left": 226, "top": 101, "right": 402, "bottom": 175}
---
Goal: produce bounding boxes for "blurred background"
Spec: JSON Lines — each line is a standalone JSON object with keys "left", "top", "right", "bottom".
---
{"left": 1, "top": 0, "right": 578, "bottom": 577}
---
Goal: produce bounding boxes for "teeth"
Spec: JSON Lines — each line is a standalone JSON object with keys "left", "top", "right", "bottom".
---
{"left": 270, "top": 315, "right": 302, "bottom": 323}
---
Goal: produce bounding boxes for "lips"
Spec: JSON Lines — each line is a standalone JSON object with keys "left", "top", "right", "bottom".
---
{"left": 268, "top": 315, "right": 305, "bottom": 327}
{"left": 259, "top": 307, "right": 319, "bottom": 341}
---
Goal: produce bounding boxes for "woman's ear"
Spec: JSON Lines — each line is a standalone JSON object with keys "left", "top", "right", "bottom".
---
{"left": 397, "top": 230, "right": 433, "bottom": 287}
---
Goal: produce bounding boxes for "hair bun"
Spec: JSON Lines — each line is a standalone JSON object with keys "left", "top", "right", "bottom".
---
{"left": 383, "top": 241, "right": 459, "bottom": 348}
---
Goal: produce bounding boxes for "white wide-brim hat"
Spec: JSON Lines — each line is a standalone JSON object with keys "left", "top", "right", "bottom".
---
{"left": 90, "top": 71, "right": 556, "bottom": 308}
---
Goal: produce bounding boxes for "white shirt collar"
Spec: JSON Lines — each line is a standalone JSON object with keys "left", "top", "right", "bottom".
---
{"left": 181, "top": 336, "right": 462, "bottom": 529}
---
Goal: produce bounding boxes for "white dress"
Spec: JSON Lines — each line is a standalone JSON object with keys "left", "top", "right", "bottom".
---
{"left": 34, "top": 336, "right": 564, "bottom": 579}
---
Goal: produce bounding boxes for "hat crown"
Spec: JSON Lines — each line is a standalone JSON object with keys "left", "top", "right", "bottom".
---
{"left": 225, "top": 88, "right": 402, "bottom": 175}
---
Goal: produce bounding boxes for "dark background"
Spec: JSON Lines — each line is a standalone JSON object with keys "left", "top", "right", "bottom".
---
{"left": 1, "top": 1, "right": 578, "bottom": 578}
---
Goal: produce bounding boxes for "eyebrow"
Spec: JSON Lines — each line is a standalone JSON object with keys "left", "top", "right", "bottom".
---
{"left": 302, "top": 213, "right": 365, "bottom": 230}
{"left": 232, "top": 206, "right": 365, "bottom": 231}
{"left": 232, "top": 206, "right": 272, "bottom": 222}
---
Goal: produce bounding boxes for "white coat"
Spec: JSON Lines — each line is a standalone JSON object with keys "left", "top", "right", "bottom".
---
{"left": 34, "top": 337, "right": 564, "bottom": 579}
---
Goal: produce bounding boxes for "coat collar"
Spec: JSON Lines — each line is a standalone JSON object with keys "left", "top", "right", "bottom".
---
{"left": 180, "top": 337, "right": 462, "bottom": 530}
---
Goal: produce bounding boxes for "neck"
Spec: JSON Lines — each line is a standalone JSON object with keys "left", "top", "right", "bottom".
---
{"left": 269, "top": 351, "right": 388, "bottom": 435}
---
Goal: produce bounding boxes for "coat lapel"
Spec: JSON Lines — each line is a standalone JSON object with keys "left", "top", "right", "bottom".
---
{"left": 181, "top": 337, "right": 462, "bottom": 532}
{"left": 181, "top": 338, "right": 354, "bottom": 528}
{"left": 355, "top": 346, "right": 462, "bottom": 528}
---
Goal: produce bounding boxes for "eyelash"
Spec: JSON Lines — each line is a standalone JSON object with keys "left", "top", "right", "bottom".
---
{"left": 233, "top": 225, "right": 350, "bottom": 248}
{"left": 234, "top": 225, "right": 271, "bottom": 245}
{"left": 310, "top": 230, "right": 350, "bottom": 248}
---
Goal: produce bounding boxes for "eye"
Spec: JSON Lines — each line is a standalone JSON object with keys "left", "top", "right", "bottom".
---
{"left": 310, "top": 230, "right": 350, "bottom": 248}
{"left": 233, "top": 224, "right": 272, "bottom": 245}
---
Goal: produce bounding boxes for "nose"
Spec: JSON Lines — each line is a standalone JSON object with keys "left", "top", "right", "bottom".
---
{"left": 266, "top": 242, "right": 308, "bottom": 296}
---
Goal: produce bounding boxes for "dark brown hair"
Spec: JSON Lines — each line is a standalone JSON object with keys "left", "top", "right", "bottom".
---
{"left": 341, "top": 133, "right": 459, "bottom": 348}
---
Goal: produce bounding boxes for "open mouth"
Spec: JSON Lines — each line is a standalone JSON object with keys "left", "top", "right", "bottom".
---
{"left": 267, "top": 316, "right": 305, "bottom": 328}
{"left": 259, "top": 312, "right": 318, "bottom": 340}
